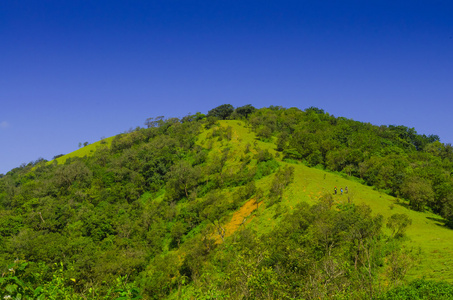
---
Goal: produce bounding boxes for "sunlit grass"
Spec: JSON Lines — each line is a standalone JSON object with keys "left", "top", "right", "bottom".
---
{"left": 50, "top": 136, "right": 115, "bottom": 165}
{"left": 206, "top": 120, "right": 453, "bottom": 283}
{"left": 270, "top": 163, "right": 453, "bottom": 282}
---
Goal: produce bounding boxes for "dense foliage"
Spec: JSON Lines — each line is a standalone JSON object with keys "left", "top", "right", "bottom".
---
{"left": 377, "top": 279, "right": 453, "bottom": 299}
{"left": 247, "top": 106, "right": 453, "bottom": 224}
{"left": 1, "top": 104, "right": 452, "bottom": 299}
{"left": 181, "top": 201, "right": 419, "bottom": 299}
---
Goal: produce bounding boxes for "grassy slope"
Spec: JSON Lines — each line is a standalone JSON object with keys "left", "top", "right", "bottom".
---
{"left": 56, "top": 121, "right": 453, "bottom": 283}
{"left": 280, "top": 164, "right": 453, "bottom": 282}
{"left": 198, "top": 120, "right": 278, "bottom": 194}
{"left": 215, "top": 120, "right": 453, "bottom": 283}
{"left": 50, "top": 137, "right": 114, "bottom": 165}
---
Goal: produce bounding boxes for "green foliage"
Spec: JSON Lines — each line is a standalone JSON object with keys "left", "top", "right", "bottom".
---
{"left": 181, "top": 112, "right": 206, "bottom": 123}
{"left": 282, "top": 148, "right": 302, "bottom": 160}
{"left": 181, "top": 201, "right": 403, "bottom": 299}
{"left": 377, "top": 279, "right": 453, "bottom": 299}
{"left": 109, "top": 275, "right": 143, "bottom": 300}
{"left": 247, "top": 106, "right": 453, "bottom": 226}
{"left": 0, "top": 260, "right": 37, "bottom": 300}
{"left": 0, "top": 260, "right": 143, "bottom": 300}
{"left": 1, "top": 105, "right": 453, "bottom": 299}
{"left": 387, "top": 213, "right": 412, "bottom": 238}
{"left": 256, "top": 125, "right": 273, "bottom": 141}
{"left": 268, "top": 165, "right": 294, "bottom": 204}
{"left": 254, "top": 147, "right": 273, "bottom": 162}
{"left": 401, "top": 176, "right": 435, "bottom": 212}
{"left": 234, "top": 104, "right": 256, "bottom": 119}
{"left": 165, "top": 160, "right": 199, "bottom": 201}
{"left": 305, "top": 106, "right": 325, "bottom": 114}
{"left": 0, "top": 116, "right": 205, "bottom": 297}
{"left": 254, "top": 159, "right": 279, "bottom": 180}
{"left": 207, "top": 104, "right": 234, "bottom": 120}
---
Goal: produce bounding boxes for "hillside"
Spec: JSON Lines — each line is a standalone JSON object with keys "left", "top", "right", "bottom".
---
{"left": 1, "top": 105, "right": 453, "bottom": 299}
{"left": 207, "top": 121, "right": 453, "bottom": 281}
{"left": 51, "top": 136, "right": 115, "bottom": 165}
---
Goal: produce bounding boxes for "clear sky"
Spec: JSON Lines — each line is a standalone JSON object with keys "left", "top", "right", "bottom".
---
{"left": 1, "top": 1, "right": 452, "bottom": 174}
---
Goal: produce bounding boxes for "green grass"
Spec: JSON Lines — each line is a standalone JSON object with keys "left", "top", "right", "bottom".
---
{"left": 217, "top": 120, "right": 453, "bottom": 283}
{"left": 267, "top": 161, "right": 453, "bottom": 282}
{"left": 50, "top": 136, "right": 115, "bottom": 165}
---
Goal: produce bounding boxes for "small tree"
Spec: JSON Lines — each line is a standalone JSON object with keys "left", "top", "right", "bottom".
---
{"left": 53, "top": 154, "right": 65, "bottom": 160}
{"left": 386, "top": 213, "right": 412, "bottom": 238}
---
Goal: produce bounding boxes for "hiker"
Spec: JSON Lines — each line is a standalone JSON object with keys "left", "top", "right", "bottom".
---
{"left": 345, "top": 186, "right": 348, "bottom": 194}
{"left": 334, "top": 187, "right": 337, "bottom": 195}
{"left": 340, "top": 188, "right": 343, "bottom": 195}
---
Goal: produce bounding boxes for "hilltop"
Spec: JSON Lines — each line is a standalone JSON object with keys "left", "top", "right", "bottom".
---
{"left": 1, "top": 105, "right": 453, "bottom": 299}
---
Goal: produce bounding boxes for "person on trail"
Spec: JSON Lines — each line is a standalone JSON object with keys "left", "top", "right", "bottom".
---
{"left": 345, "top": 186, "right": 348, "bottom": 194}
{"left": 334, "top": 187, "right": 337, "bottom": 195}
{"left": 340, "top": 188, "right": 343, "bottom": 195}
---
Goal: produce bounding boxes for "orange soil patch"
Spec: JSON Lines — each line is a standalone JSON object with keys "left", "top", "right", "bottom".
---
{"left": 215, "top": 198, "right": 262, "bottom": 243}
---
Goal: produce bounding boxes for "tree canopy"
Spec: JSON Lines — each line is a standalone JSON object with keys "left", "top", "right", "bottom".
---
{"left": 207, "top": 104, "right": 234, "bottom": 120}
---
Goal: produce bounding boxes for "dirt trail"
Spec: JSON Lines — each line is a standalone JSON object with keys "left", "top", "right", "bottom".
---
{"left": 215, "top": 198, "right": 262, "bottom": 243}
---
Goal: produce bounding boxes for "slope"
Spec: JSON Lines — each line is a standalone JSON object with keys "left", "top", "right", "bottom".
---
{"left": 50, "top": 136, "right": 114, "bottom": 165}
{"left": 2, "top": 112, "right": 452, "bottom": 299}
{"left": 33, "top": 118, "right": 453, "bottom": 283}
{"left": 214, "top": 120, "right": 453, "bottom": 283}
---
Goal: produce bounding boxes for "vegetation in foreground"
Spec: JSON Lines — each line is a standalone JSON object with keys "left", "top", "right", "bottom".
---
{"left": 1, "top": 104, "right": 453, "bottom": 299}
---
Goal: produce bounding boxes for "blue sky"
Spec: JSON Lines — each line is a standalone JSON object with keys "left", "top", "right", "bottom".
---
{"left": 1, "top": 0, "right": 452, "bottom": 174}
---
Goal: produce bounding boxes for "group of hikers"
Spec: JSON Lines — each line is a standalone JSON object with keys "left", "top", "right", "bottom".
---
{"left": 334, "top": 186, "right": 348, "bottom": 195}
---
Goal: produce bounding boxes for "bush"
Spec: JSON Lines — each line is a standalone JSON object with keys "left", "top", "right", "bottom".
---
{"left": 377, "top": 279, "right": 453, "bottom": 299}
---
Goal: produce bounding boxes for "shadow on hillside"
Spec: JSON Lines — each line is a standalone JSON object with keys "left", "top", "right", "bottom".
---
{"left": 393, "top": 201, "right": 410, "bottom": 209}
{"left": 426, "top": 216, "right": 447, "bottom": 227}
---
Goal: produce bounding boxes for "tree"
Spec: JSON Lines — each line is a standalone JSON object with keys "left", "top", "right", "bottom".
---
{"left": 181, "top": 112, "right": 205, "bottom": 123}
{"left": 386, "top": 213, "right": 412, "bottom": 238}
{"left": 165, "top": 160, "right": 199, "bottom": 200}
{"left": 235, "top": 104, "right": 256, "bottom": 119}
{"left": 53, "top": 154, "right": 65, "bottom": 160}
{"left": 400, "top": 176, "right": 434, "bottom": 211}
{"left": 145, "top": 116, "right": 164, "bottom": 128}
{"left": 268, "top": 166, "right": 294, "bottom": 205}
{"left": 207, "top": 104, "right": 234, "bottom": 120}
{"left": 170, "top": 221, "right": 187, "bottom": 247}
{"left": 276, "top": 132, "right": 288, "bottom": 151}
{"left": 305, "top": 106, "right": 325, "bottom": 114}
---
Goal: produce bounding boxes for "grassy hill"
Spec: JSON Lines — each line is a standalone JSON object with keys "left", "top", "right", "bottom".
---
{"left": 1, "top": 106, "right": 453, "bottom": 299}
{"left": 51, "top": 136, "right": 115, "bottom": 165}
{"left": 214, "top": 120, "right": 453, "bottom": 283}
{"left": 274, "top": 160, "right": 453, "bottom": 282}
